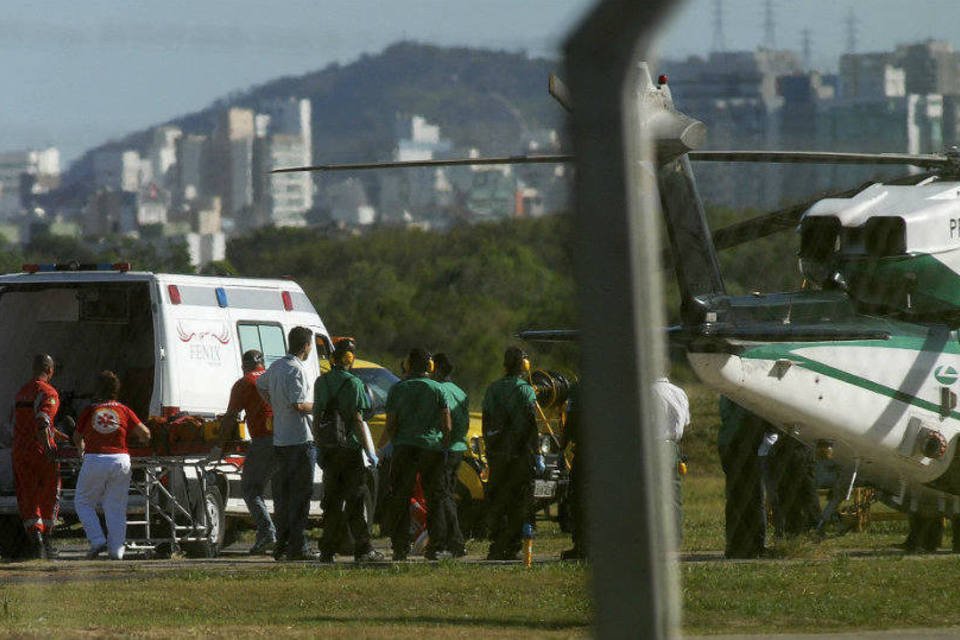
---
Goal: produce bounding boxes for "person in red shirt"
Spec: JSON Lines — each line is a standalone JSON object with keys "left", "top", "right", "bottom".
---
{"left": 221, "top": 350, "right": 276, "bottom": 555}
{"left": 12, "top": 353, "right": 62, "bottom": 559}
{"left": 73, "top": 370, "right": 150, "bottom": 560}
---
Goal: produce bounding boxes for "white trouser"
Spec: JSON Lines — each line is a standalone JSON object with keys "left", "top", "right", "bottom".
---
{"left": 75, "top": 453, "right": 131, "bottom": 559}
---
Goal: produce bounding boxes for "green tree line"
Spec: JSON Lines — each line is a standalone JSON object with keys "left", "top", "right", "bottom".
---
{"left": 228, "top": 216, "right": 580, "bottom": 401}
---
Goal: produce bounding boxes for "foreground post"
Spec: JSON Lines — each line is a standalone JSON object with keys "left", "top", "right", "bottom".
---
{"left": 565, "top": 1, "right": 681, "bottom": 638}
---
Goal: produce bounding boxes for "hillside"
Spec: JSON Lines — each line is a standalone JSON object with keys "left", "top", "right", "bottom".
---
{"left": 63, "top": 42, "right": 565, "bottom": 189}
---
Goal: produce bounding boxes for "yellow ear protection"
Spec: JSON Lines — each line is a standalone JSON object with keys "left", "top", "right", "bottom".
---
{"left": 332, "top": 337, "right": 356, "bottom": 368}
{"left": 403, "top": 349, "right": 433, "bottom": 375}
{"left": 521, "top": 354, "right": 531, "bottom": 374}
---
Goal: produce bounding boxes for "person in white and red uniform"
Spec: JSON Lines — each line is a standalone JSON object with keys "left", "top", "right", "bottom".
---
{"left": 12, "top": 353, "right": 62, "bottom": 559}
{"left": 73, "top": 370, "right": 150, "bottom": 560}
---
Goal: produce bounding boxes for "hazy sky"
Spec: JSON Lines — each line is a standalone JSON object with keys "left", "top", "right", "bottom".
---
{"left": 3, "top": 1, "right": 958, "bottom": 164}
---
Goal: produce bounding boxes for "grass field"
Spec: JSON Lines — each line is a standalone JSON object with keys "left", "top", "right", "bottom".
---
{"left": 2, "top": 382, "right": 959, "bottom": 638}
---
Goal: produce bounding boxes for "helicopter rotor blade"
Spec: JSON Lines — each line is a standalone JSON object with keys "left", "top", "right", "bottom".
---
{"left": 548, "top": 73, "right": 573, "bottom": 113}
{"left": 689, "top": 150, "right": 949, "bottom": 169}
{"left": 270, "top": 154, "right": 574, "bottom": 174}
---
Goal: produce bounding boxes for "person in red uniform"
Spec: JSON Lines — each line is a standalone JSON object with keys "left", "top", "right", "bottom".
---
{"left": 73, "top": 370, "right": 150, "bottom": 560}
{"left": 221, "top": 350, "right": 277, "bottom": 554}
{"left": 12, "top": 354, "right": 61, "bottom": 559}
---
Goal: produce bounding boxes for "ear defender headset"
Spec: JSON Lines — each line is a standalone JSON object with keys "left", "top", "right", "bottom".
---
{"left": 504, "top": 346, "right": 531, "bottom": 375}
{"left": 332, "top": 339, "right": 356, "bottom": 368}
{"left": 334, "top": 349, "right": 355, "bottom": 368}
{"left": 403, "top": 349, "right": 434, "bottom": 375}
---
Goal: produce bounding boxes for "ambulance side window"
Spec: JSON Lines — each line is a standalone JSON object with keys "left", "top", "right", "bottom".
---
{"left": 237, "top": 322, "right": 287, "bottom": 367}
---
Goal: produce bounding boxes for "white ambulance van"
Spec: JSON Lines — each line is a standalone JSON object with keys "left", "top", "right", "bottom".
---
{"left": 0, "top": 263, "right": 333, "bottom": 557}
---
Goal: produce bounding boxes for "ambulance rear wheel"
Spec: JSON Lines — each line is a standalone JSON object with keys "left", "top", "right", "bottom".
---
{"left": 0, "top": 515, "right": 30, "bottom": 560}
{"left": 183, "top": 486, "right": 225, "bottom": 558}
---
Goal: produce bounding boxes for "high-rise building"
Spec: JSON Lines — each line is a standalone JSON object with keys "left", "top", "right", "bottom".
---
{"left": 838, "top": 53, "right": 905, "bottom": 101}
{"left": 0, "top": 148, "right": 60, "bottom": 217}
{"left": 897, "top": 41, "right": 960, "bottom": 96}
{"left": 210, "top": 108, "right": 255, "bottom": 220}
{"left": 175, "top": 134, "right": 208, "bottom": 204}
{"left": 250, "top": 98, "right": 314, "bottom": 227}
{"left": 93, "top": 150, "right": 143, "bottom": 193}
{"left": 147, "top": 126, "right": 182, "bottom": 189}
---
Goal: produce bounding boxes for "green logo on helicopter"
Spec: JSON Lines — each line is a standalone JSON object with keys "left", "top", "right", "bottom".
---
{"left": 935, "top": 365, "right": 959, "bottom": 385}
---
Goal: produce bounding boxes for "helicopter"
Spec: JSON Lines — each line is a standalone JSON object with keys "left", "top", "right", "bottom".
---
{"left": 273, "top": 65, "right": 960, "bottom": 550}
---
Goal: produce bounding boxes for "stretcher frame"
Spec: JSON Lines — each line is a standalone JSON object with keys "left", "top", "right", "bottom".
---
{"left": 58, "top": 452, "right": 237, "bottom": 557}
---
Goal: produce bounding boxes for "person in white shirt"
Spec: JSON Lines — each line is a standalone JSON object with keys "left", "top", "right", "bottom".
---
{"left": 256, "top": 326, "right": 316, "bottom": 561}
{"left": 652, "top": 377, "right": 690, "bottom": 546}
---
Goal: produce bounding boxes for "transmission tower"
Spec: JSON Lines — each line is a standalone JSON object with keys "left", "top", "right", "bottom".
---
{"left": 711, "top": 0, "right": 726, "bottom": 54}
{"left": 845, "top": 8, "right": 858, "bottom": 53}
{"left": 801, "top": 28, "right": 812, "bottom": 69}
{"left": 763, "top": 0, "right": 776, "bottom": 49}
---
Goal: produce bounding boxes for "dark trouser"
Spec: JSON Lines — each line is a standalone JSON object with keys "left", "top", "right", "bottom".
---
{"left": 778, "top": 439, "right": 820, "bottom": 536}
{"left": 272, "top": 442, "right": 316, "bottom": 557}
{"left": 568, "top": 454, "right": 586, "bottom": 553}
{"left": 719, "top": 443, "right": 765, "bottom": 559}
{"left": 319, "top": 446, "right": 372, "bottom": 557}
{"left": 385, "top": 445, "right": 445, "bottom": 556}
{"left": 242, "top": 436, "right": 277, "bottom": 543}
{"left": 437, "top": 451, "right": 465, "bottom": 554}
{"left": 485, "top": 453, "right": 533, "bottom": 559}
{"left": 760, "top": 453, "right": 784, "bottom": 539}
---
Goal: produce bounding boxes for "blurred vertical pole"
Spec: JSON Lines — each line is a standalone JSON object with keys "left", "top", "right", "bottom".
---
{"left": 565, "top": 2, "right": 681, "bottom": 638}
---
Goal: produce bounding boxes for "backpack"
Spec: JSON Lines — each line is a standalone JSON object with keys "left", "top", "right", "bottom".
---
{"left": 315, "top": 376, "right": 351, "bottom": 448}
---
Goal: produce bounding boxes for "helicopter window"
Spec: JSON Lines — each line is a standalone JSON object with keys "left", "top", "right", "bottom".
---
{"left": 799, "top": 217, "right": 840, "bottom": 261}
{"left": 864, "top": 217, "right": 907, "bottom": 257}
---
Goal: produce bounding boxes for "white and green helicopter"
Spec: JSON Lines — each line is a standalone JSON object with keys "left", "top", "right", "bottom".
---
{"left": 276, "top": 66, "right": 960, "bottom": 549}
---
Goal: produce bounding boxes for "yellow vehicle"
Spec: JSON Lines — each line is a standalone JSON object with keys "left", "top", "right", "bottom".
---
{"left": 320, "top": 348, "right": 575, "bottom": 535}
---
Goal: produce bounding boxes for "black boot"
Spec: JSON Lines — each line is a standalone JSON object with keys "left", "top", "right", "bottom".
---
{"left": 28, "top": 530, "right": 44, "bottom": 560}
{"left": 42, "top": 531, "right": 59, "bottom": 559}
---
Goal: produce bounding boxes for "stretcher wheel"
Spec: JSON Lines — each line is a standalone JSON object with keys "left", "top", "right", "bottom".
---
{"left": 183, "top": 485, "right": 225, "bottom": 558}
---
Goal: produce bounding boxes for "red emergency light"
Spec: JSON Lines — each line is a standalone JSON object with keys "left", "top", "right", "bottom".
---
{"left": 281, "top": 290, "right": 293, "bottom": 311}
{"left": 167, "top": 284, "right": 182, "bottom": 305}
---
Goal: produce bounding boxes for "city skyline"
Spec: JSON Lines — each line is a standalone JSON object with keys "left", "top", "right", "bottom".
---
{"left": 2, "top": 1, "right": 959, "bottom": 164}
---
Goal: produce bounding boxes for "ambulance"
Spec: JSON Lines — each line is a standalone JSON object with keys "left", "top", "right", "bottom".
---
{"left": 0, "top": 263, "right": 333, "bottom": 557}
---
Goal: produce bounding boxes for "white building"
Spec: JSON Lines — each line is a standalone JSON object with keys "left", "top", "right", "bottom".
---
{"left": 0, "top": 148, "right": 61, "bottom": 217}
{"left": 93, "top": 150, "right": 144, "bottom": 193}
{"left": 147, "top": 126, "right": 182, "bottom": 189}
{"left": 379, "top": 115, "right": 453, "bottom": 221}
{"left": 252, "top": 98, "right": 313, "bottom": 227}
{"left": 186, "top": 231, "right": 226, "bottom": 268}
